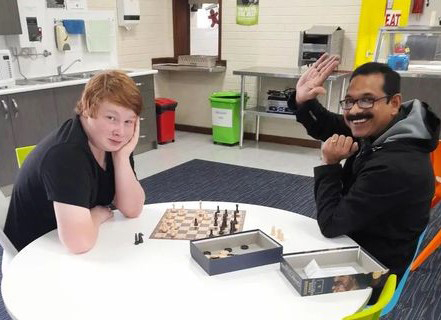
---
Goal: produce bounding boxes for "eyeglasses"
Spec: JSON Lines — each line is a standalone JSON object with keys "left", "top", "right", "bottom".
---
{"left": 339, "top": 96, "right": 391, "bottom": 110}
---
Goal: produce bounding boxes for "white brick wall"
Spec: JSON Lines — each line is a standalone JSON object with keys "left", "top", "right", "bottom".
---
{"left": 88, "top": 0, "right": 174, "bottom": 69}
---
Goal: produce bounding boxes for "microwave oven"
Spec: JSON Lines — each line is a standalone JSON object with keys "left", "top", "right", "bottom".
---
{"left": 0, "top": 50, "right": 15, "bottom": 89}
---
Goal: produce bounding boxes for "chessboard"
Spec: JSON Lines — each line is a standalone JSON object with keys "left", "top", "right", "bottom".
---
{"left": 150, "top": 205, "right": 246, "bottom": 240}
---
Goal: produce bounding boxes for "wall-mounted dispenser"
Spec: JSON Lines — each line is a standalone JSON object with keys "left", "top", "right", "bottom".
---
{"left": 26, "top": 17, "right": 42, "bottom": 42}
{"left": 55, "top": 24, "right": 71, "bottom": 51}
{"left": 117, "top": 0, "right": 140, "bottom": 30}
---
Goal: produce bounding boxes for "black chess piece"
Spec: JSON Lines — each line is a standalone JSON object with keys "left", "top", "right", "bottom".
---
{"left": 235, "top": 204, "right": 239, "bottom": 213}
{"left": 214, "top": 211, "right": 218, "bottom": 221}
{"left": 194, "top": 218, "right": 198, "bottom": 227}
{"left": 134, "top": 233, "right": 139, "bottom": 245}
{"left": 233, "top": 211, "right": 238, "bottom": 224}
{"left": 223, "top": 209, "right": 228, "bottom": 219}
{"left": 216, "top": 205, "right": 220, "bottom": 213}
{"left": 209, "top": 229, "right": 214, "bottom": 238}
{"left": 214, "top": 217, "right": 218, "bottom": 227}
{"left": 229, "top": 220, "right": 235, "bottom": 234}
{"left": 138, "top": 232, "right": 144, "bottom": 244}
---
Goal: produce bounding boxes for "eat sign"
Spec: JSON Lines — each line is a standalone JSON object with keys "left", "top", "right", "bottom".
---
{"left": 385, "top": 10, "right": 401, "bottom": 26}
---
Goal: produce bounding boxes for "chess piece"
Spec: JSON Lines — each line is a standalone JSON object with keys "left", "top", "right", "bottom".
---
{"left": 199, "top": 200, "right": 202, "bottom": 210}
{"left": 194, "top": 218, "right": 198, "bottom": 227}
{"left": 171, "top": 203, "right": 177, "bottom": 212}
{"left": 216, "top": 205, "right": 220, "bottom": 213}
{"left": 209, "top": 229, "right": 214, "bottom": 238}
{"left": 134, "top": 233, "right": 139, "bottom": 245}
{"left": 214, "top": 217, "right": 218, "bottom": 227}
{"left": 271, "top": 226, "right": 276, "bottom": 236}
{"left": 223, "top": 209, "right": 228, "bottom": 219}
{"left": 229, "top": 220, "right": 235, "bottom": 234}
{"left": 277, "top": 229, "right": 284, "bottom": 241}
{"left": 138, "top": 232, "right": 144, "bottom": 244}
{"left": 214, "top": 211, "right": 218, "bottom": 221}
{"left": 235, "top": 204, "right": 239, "bottom": 213}
{"left": 233, "top": 211, "right": 238, "bottom": 224}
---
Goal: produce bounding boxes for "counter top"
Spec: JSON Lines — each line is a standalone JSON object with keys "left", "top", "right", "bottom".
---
{"left": 0, "top": 69, "right": 158, "bottom": 95}
{"left": 233, "top": 66, "right": 350, "bottom": 80}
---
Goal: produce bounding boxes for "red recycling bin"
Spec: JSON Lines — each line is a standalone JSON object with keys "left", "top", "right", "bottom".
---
{"left": 155, "top": 98, "right": 178, "bottom": 144}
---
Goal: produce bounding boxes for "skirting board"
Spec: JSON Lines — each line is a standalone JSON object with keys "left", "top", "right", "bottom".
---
{"left": 175, "top": 124, "right": 321, "bottom": 149}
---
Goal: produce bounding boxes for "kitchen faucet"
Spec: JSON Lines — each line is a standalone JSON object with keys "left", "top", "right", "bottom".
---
{"left": 57, "top": 58, "right": 82, "bottom": 75}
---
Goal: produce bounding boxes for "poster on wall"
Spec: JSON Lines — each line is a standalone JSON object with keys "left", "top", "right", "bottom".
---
{"left": 236, "top": 0, "right": 259, "bottom": 26}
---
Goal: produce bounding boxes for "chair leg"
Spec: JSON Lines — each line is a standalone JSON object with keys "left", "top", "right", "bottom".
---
{"left": 411, "top": 230, "right": 441, "bottom": 271}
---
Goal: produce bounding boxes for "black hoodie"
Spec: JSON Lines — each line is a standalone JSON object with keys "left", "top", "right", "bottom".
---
{"left": 290, "top": 97, "right": 440, "bottom": 282}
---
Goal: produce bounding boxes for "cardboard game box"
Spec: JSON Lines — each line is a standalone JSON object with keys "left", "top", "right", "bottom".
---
{"left": 280, "top": 246, "right": 389, "bottom": 296}
{"left": 190, "top": 229, "right": 283, "bottom": 275}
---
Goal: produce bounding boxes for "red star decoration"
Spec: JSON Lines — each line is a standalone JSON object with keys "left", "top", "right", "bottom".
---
{"left": 208, "top": 9, "right": 219, "bottom": 28}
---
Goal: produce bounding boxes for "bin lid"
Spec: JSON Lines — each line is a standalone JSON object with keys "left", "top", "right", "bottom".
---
{"left": 210, "top": 91, "right": 245, "bottom": 99}
{"left": 155, "top": 98, "right": 178, "bottom": 107}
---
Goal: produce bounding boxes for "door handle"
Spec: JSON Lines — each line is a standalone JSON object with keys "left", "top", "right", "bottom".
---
{"left": 1, "top": 99, "right": 8, "bottom": 120}
{"left": 11, "top": 98, "right": 19, "bottom": 118}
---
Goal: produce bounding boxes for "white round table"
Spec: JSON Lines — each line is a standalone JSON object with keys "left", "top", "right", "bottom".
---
{"left": 2, "top": 202, "right": 371, "bottom": 320}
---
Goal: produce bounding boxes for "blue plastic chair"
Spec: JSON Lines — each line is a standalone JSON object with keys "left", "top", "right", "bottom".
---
{"left": 380, "top": 228, "right": 427, "bottom": 316}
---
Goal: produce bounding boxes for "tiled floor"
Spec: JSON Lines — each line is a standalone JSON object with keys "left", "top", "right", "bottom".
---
{"left": 134, "top": 131, "right": 322, "bottom": 180}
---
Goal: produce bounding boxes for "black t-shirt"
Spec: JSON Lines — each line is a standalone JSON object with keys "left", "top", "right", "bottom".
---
{"left": 4, "top": 116, "right": 134, "bottom": 251}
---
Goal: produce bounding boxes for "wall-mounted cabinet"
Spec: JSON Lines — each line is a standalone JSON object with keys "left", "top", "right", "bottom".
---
{"left": 0, "top": 0, "right": 22, "bottom": 35}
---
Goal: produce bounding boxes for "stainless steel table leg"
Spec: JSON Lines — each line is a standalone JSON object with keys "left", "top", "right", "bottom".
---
{"left": 338, "top": 76, "right": 347, "bottom": 114}
{"left": 256, "top": 76, "right": 262, "bottom": 142}
{"left": 256, "top": 115, "right": 260, "bottom": 142}
{"left": 326, "top": 80, "right": 333, "bottom": 111}
{"left": 240, "top": 75, "right": 246, "bottom": 148}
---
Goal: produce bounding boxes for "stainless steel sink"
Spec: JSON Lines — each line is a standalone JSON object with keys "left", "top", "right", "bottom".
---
{"left": 33, "top": 75, "right": 80, "bottom": 83}
{"left": 15, "top": 69, "right": 130, "bottom": 86}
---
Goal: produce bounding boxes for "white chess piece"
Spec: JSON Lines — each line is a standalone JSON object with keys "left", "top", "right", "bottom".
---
{"left": 277, "top": 229, "right": 284, "bottom": 241}
{"left": 271, "top": 226, "right": 276, "bottom": 236}
{"left": 199, "top": 200, "right": 202, "bottom": 210}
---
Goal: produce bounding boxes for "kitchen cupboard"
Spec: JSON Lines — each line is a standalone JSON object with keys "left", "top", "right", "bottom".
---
{"left": 0, "top": 0, "right": 22, "bottom": 35}
{"left": 0, "top": 90, "right": 57, "bottom": 186}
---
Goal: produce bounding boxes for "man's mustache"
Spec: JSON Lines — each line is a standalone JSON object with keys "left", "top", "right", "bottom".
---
{"left": 345, "top": 113, "right": 374, "bottom": 121}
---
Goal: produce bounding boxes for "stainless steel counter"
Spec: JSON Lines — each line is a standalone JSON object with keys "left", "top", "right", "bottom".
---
{"left": 233, "top": 66, "right": 350, "bottom": 148}
{"left": 153, "top": 63, "right": 226, "bottom": 73}
{"left": 398, "top": 70, "right": 441, "bottom": 79}
{"left": 233, "top": 66, "right": 350, "bottom": 80}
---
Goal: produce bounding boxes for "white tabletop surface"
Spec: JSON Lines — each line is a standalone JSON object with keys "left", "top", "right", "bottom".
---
{"left": 1, "top": 201, "right": 371, "bottom": 320}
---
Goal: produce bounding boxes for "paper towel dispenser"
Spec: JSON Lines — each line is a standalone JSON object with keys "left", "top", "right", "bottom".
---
{"left": 298, "top": 26, "right": 344, "bottom": 66}
{"left": 117, "top": 0, "right": 140, "bottom": 30}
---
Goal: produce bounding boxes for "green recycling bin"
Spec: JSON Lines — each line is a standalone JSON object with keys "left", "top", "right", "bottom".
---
{"left": 209, "top": 91, "right": 247, "bottom": 145}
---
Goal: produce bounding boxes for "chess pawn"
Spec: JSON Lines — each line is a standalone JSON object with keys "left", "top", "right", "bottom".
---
{"left": 271, "top": 226, "right": 276, "bottom": 236}
{"left": 277, "top": 229, "right": 284, "bottom": 241}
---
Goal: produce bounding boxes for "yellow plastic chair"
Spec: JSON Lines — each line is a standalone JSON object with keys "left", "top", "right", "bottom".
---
{"left": 15, "top": 145, "right": 36, "bottom": 168}
{"left": 343, "top": 274, "right": 397, "bottom": 320}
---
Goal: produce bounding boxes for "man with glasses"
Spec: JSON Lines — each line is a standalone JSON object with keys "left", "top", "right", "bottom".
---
{"left": 288, "top": 54, "right": 440, "bottom": 294}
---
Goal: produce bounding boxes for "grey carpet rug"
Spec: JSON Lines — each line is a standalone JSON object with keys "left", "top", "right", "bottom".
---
{"left": 1, "top": 159, "right": 440, "bottom": 319}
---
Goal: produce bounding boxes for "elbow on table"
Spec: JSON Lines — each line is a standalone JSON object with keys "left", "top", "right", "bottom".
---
{"left": 61, "top": 235, "right": 96, "bottom": 254}
{"left": 318, "top": 222, "right": 341, "bottom": 238}
{"left": 121, "top": 206, "right": 143, "bottom": 219}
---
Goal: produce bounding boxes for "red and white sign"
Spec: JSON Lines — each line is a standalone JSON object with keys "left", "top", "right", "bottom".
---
{"left": 385, "top": 10, "right": 401, "bottom": 26}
